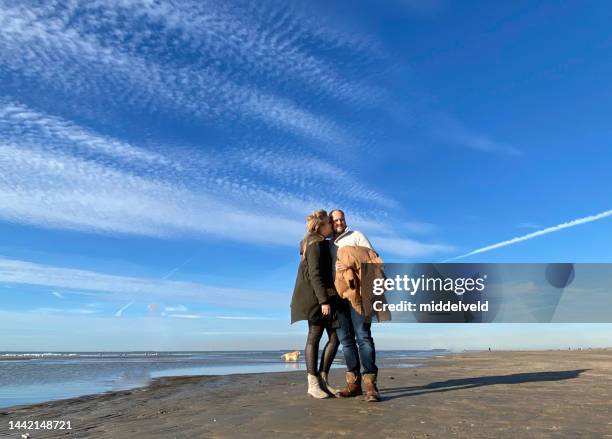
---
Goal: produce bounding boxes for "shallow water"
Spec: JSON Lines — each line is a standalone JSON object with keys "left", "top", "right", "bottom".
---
{"left": 0, "top": 350, "right": 448, "bottom": 408}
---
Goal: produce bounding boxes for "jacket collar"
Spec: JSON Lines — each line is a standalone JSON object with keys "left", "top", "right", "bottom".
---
{"left": 333, "top": 228, "right": 353, "bottom": 244}
{"left": 300, "top": 231, "right": 326, "bottom": 257}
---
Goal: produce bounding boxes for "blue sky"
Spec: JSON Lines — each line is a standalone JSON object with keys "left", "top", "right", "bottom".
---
{"left": 1, "top": 0, "right": 611, "bottom": 351}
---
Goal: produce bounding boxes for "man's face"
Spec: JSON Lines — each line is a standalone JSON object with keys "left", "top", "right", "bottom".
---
{"left": 331, "top": 211, "right": 347, "bottom": 235}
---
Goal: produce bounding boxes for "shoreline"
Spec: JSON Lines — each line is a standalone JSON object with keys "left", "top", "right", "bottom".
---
{"left": 0, "top": 351, "right": 440, "bottom": 410}
{"left": 0, "top": 348, "right": 581, "bottom": 411}
{"left": 1, "top": 349, "right": 611, "bottom": 438}
{"left": 0, "top": 361, "right": 422, "bottom": 412}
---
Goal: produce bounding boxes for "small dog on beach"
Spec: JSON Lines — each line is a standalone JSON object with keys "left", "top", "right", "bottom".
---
{"left": 281, "top": 350, "right": 301, "bottom": 362}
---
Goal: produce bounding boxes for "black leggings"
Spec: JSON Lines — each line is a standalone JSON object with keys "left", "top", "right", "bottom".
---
{"left": 305, "top": 321, "right": 339, "bottom": 375}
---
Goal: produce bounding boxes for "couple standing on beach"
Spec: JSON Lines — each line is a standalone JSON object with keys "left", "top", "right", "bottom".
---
{"left": 290, "top": 209, "right": 391, "bottom": 402}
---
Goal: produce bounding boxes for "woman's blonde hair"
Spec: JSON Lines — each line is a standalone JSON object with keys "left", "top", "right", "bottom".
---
{"left": 300, "top": 209, "right": 329, "bottom": 257}
{"left": 305, "top": 209, "right": 329, "bottom": 234}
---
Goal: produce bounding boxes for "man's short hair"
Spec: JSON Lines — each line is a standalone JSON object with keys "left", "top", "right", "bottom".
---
{"left": 329, "top": 208, "right": 345, "bottom": 219}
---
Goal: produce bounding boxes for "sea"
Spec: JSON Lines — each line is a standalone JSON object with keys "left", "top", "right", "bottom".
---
{"left": 0, "top": 350, "right": 450, "bottom": 409}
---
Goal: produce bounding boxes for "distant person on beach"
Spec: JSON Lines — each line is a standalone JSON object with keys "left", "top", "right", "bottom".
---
{"left": 290, "top": 209, "right": 341, "bottom": 399}
{"left": 330, "top": 208, "right": 382, "bottom": 402}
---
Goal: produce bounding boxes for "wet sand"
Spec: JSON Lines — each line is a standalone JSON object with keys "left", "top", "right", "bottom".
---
{"left": 1, "top": 349, "right": 611, "bottom": 438}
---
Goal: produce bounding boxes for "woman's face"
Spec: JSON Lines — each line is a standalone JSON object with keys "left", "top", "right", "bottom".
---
{"left": 319, "top": 217, "right": 333, "bottom": 237}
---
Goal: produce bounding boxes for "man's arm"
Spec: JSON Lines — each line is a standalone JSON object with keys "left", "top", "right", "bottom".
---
{"left": 355, "top": 231, "right": 374, "bottom": 251}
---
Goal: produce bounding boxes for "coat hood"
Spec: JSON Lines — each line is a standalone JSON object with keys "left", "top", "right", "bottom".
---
{"left": 299, "top": 231, "right": 326, "bottom": 258}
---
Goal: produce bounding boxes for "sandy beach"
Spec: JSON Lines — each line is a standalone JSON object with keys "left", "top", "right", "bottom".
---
{"left": 1, "top": 349, "right": 611, "bottom": 438}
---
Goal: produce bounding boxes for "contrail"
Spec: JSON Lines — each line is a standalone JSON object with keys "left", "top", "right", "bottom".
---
{"left": 161, "top": 258, "right": 192, "bottom": 280}
{"left": 446, "top": 208, "right": 612, "bottom": 261}
{"left": 114, "top": 301, "right": 134, "bottom": 317}
{"left": 113, "top": 258, "right": 191, "bottom": 317}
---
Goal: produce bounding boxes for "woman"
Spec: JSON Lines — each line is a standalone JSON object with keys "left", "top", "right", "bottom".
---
{"left": 290, "top": 209, "right": 340, "bottom": 398}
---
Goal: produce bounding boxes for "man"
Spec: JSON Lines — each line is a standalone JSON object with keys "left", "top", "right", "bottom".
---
{"left": 329, "top": 208, "right": 381, "bottom": 402}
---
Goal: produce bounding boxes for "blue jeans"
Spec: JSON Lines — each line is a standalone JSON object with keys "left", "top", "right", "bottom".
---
{"left": 336, "top": 299, "right": 378, "bottom": 375}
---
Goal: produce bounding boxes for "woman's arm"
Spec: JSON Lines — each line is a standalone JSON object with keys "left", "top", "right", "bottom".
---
{"left": 305, "top": 242, "right": 330, "bottom": 305}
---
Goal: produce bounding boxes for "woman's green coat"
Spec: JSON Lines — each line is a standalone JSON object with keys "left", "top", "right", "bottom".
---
{"left": 290, "top": 233, "right": 339, "bottom": 326}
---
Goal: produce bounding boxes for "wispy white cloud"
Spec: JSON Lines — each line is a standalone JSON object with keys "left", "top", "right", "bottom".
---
{"left": 0, "top": 101, "right": 171, "bottom": 167}
{"left": 0, "top": 102, "right": 441, "bottom": 253}
{"left": 85, "top": 302, "right": 103, "bottom": 308}
{"left": 192, "top": 331, "right": 298, "bottom": 336}
{"left": 0, "top": 2, "right": 450, "bottom": 257}
{"left": 447, "top": 208, "right": 612, "bottom": 261}
{"left": 371, "top": 236, "right": 455, "bottom": 258}
{"left": 0, "top": 100, "right": 356, "bottom": 242}
{"left": 236, "top": 147, "right": 397, "bottom": 208}
{"left": 91, "top": 0, "right": 384, "bottom": 106}
{"left": 401, "top": 220, "right": 436, "bottom": 235}
{"left": 427, "top": 112, "right": 520, "bottom": 155}
{"left": 0, "top": 256, "right": 287, "bottom": 310}
{"left": 0, "top": 310, "right": 306, "bottom": 350}
{"left": 0, "top": 1, "right": 360, "bottom": 146}
{"left": 51, "top": 291, "right": 64, "bottom": 299}
{"left": 167, "top": 313, "right": 202, "bottom": 319}
{"left": 31, "top": 307, "right": 98, "bottom": 315}
{"left": 164, "top": 305, "right": 188, "bottom": 313}
{"left": 2, "top": 119, "right": 307, "bottom": 254}
{"left": 0, "top": 141, "right": 305, "bottom": 244}
{"left": 215, "top": 316, "right": 283, "bottom": 321}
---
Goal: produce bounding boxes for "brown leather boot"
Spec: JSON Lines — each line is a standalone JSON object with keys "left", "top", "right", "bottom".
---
{"left": 338, "top": 371, "right": 362, "bottom": 398}
{"left": 363, "top": 373, "right": 381, "bottom": 402}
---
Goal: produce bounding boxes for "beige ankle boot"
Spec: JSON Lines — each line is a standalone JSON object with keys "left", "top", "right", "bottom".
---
{"left": 319, "top": 371, "right": 339, "bottom": 397}
{"left": 307, "top": 373, "right": 330, "bottom": 399}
